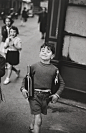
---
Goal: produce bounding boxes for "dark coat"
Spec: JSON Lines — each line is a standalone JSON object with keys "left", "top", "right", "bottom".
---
{"left": 0, "top": 54, "right": 5, "bottom": 82}
{"left": 22, "top": 10, "right": 28, "bottom": 22}
{"left": 1, "top": 26, "right": 8, "bottom": 42}
{"left": 38, "top": 12, "right": 47, "bottom": 33}
{"left": 0, "top": 54, "right": 5, "bottom": 102}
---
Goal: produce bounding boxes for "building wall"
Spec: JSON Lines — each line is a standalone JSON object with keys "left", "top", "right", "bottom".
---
{"left": 46, "top": 0, "right": 86, "bottom": 102}
{"left": 60, "top": 0, "right": 86, "bottom": 101}
{"left": 62, "top": 1, "right": 86, "bottom": 65}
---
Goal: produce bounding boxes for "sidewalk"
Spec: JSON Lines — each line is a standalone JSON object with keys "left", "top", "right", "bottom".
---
{"left": 0, "top": 16, "right": 86, "bottom": 133}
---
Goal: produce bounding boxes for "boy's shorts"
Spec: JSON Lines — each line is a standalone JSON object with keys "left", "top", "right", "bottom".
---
{"left": 29, "top": 90, "right": 51, "bottom": 115}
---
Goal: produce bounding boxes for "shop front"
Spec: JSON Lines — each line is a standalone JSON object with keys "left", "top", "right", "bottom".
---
{"left": 46, "top": 0, "right": 86, "bottom": 103}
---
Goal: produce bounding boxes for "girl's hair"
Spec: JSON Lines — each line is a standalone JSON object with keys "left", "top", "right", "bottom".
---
{"left": 10, "top": 26, "right": 19, "bottom": 34}
{"left": 40, "top": 42, "right": 55, "bottom": 54}
{"left": 3, "top": 16, "right": 14, "bottom": 25}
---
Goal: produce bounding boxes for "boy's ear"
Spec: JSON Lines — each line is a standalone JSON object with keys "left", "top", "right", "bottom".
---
{"left": 51, "top": 54, "right": 55, "bottom": 59}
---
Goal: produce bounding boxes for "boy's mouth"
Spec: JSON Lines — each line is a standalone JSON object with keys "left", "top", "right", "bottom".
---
{"left": 42, "top": 55, "right": 47, "bottom": 57}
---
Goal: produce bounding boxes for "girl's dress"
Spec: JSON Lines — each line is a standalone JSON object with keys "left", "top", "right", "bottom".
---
{"left": 4, "top": 36, "right": 22, "bottom": 65}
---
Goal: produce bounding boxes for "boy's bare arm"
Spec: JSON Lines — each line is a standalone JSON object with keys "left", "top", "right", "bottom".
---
{"left": 55, "top": 74, "right": 65, "bottom": 96}
{"left": 20, "top": 78, "right": 28, "bottom": 99}
{"left": 49, "top": 73, "right": 65, "bottom": 103}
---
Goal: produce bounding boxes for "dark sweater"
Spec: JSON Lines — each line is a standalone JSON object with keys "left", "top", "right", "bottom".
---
{"left": 31, "top": 62, "right": 57, "bottom": 90}
{"left": 21, "top": 62, "right": 65, "bottom": 96}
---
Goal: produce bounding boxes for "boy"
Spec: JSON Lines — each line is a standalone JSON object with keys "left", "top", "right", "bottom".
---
{"left": 20, "top": 43, "right": 65, "bottom": 133}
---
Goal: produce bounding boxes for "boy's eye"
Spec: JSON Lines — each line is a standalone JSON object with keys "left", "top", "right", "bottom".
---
{"left": 47, "top": 50, "right": 51, "bottom": 53}
{"left": 41, "top": 48, "right": 45, "bottom": 52}
{"left": 47, "top": 47, "right": 51, "bottom": 51}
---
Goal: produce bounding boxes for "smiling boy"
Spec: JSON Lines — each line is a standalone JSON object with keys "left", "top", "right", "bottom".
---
{"left": 21, "top": 42, "right": 65, "bottom": 133}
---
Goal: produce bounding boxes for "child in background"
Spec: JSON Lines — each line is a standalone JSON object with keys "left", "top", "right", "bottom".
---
{"left": 20, "top": 43, "right": 65, "bottom": 133}
{"left": 3, "top": 26, "right": 22, "bottom": 85}
{"left": 0, "top": 16, "right": 14, "bottom": 58}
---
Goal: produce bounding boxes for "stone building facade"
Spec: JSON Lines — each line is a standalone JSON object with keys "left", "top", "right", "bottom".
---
{"left": 46, "top": 0, "right": 86, "bottom": 102}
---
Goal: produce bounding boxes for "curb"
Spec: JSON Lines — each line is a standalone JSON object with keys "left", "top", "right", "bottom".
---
{"left": 58, "top": 98, "right": 86, "bottom": 110}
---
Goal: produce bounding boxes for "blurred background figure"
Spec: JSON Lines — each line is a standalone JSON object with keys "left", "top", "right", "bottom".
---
{"left": 0, "top": 9, "right": 5, "bottom": 21}
{"left": 38, "top": 7, "right": 47, "bottom": 39}
{"left": 21, "top": 7, "right": 28, "bottom": 26}
{"left": 9, "top": 8, "right": 15, "bottom": 19}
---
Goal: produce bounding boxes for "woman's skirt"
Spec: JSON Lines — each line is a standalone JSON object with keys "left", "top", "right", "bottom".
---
{"left": 6, "top": 50, "right": 19, "bottom": 65}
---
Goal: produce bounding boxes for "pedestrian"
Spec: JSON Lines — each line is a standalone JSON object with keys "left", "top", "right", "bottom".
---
{"left": 3, "top": 26, "right": 22, "bottom": 85}
{"left": 0, "top": 16, "right": 14, "bottom": 58}
{"left": 0, "top": 53, "right": 5, "bottom": 103}
{"left": 38, "top": 7, "right": 47, "bottom": 39}
{"left": 20, "top": 42, "right": 65, "bottom": 133}
{"left": 21, "top": 7, "right": 28, "bottom": 26}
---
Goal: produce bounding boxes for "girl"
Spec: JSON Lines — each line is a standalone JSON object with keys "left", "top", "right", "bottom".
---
{"left": 0, "top": 16, "right": 14, "bottom": 58}
{"left": 3, "top": 26, "right": 22, "bottom": 85}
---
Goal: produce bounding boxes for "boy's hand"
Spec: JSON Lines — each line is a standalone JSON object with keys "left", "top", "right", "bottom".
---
{"left": 49, "top": 94, "right": 59, "bottom": 103}
{"left": 22, "top": 88, "right": 28, "bottom": 99}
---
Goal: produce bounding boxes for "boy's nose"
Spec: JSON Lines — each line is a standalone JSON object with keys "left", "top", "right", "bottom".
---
{"left": 43, "top": 49, "right": 47, "bottom": 54}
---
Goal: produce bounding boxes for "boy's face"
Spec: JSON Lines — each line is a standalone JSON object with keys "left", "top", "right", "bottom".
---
{"left": 39, "top": 46, "right": 54, "bottom": 61}
{"left": 10, "top": 29, "right": 17, "bottom": 38}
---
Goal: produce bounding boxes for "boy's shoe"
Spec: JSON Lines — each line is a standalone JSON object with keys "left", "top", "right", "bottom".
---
{"left": 16, "top": 70, "right": 20, "bottom": 78}
{"left": 3, "top": 77, "right": 10, "bottom": 85}
{"left": 28, "top": 127, "right": 34, "bottom": 133}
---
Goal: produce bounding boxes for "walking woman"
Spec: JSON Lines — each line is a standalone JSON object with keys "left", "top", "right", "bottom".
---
{"left": 21, "top": 7, "right": 28, "bottom": 26}
{"left": 38, "top": 7, "right": 47, "bottom": 39}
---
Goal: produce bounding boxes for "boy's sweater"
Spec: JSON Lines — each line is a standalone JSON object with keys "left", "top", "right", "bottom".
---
{"left": 31, "top": 62, "right": 57, "bottom": 90}
{"left": 21, "top": 62, "right": 65, "bottom": 96}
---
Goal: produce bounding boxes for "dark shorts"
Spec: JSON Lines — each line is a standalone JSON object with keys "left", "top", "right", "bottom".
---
{"left": 29, "top": 91, "right": 51, "bottom": 115}
{"left": 6, "top": 50, "right": 19, "bottom": 65}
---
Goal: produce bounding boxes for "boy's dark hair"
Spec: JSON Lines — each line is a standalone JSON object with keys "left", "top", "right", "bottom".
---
{"left": 40, "top": 42, "right": 55, "bottom": 54}
{"left": 10, "top": 26, "right": 19, "bottom": 34}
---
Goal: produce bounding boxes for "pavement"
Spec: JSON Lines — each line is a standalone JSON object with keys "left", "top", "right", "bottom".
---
{"left": 0, "top": 16, "right": 86, "bottom": 133}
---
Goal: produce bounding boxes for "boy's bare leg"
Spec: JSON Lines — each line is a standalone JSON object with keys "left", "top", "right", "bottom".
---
{"left": 34, "top": 114, "right": 42, "bottom": 133}
{"left": 29, "top": 114, "right": 35, "bottom": 130}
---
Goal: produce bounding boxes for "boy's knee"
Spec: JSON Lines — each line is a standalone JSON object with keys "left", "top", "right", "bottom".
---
{"left": 37, "top": 118, "right": 42, "bottom": 126}
{"left": 35, "top": 116, "right": 42, "bottom": 126}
